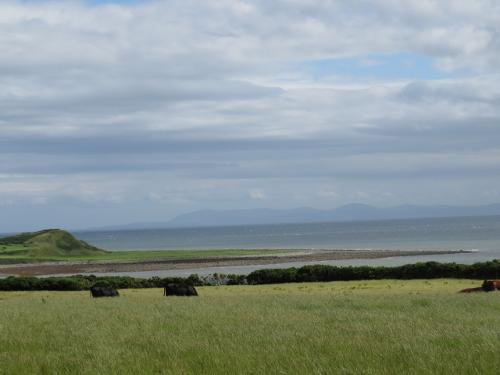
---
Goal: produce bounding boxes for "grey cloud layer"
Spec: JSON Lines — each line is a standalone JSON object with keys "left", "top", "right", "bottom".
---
{"left": 1, "top": 0, "right": 500, "bottom": 230}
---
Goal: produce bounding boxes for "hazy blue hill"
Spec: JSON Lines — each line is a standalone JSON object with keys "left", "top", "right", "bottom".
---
{"left": 87, "top": 203, "right": 500, "bottom": 230}
{"left": 169, "top": 207, "right": 328, "bottom": 227}
{"left": 165, "top": 203, "right": 500, "bottom": 228}
{"left": 329, "top": 203, "right": 380, "bottom": 220}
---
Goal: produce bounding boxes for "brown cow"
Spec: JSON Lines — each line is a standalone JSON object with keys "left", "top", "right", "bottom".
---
{"left": 482, "top": 280, "right": 500, "bottom": 292}
{"left": 459, "top": 287, "right": 483, "bottom": 293}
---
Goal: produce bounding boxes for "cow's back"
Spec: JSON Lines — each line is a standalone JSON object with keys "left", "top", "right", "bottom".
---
{"left": 164, "top": 283, "right": 198, "bottom": 296}
{"left": 459, "top": 287, "right": 483, "bottom": 293}
{"left": 91, "top": 286, "right": 120, "bottom": 297}
{"left": 482, "top": 280, "right": 500, "bottom": 291}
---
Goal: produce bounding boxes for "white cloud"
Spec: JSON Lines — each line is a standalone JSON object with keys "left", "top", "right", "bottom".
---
{"left": 249, "top": 189, "right": 266, "bottom": 200}
{"left": 0, "top": 0, "right": 500, "bottom": 230}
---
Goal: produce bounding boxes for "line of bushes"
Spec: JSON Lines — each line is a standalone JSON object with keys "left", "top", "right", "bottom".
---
{"left": 0, "top": 273, "right": 246, "bottom": 291}
{"left": 1, "top": 260, "right": 500, "bottom": 291}
{"left": 246, "top": 260, "right": 500, "bottom": 284}
{"left": 0, "top": 275, "right": 201, "bottom": 291}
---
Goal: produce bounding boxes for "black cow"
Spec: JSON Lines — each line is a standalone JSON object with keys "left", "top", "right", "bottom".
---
{"left": 164, "top": 283, "right": 198, "bottom": 297}
{"left": 90, "top": 286, "right": 120, "bottom": 298}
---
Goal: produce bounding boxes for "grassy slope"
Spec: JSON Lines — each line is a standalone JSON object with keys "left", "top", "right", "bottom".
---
{"left": 0, "top": 229, "right": 106, "bottom": 261}
{"left": 0, "top": 247, "right": 293, "bottom": 264}
{"left": 1, "top": 279, "right": 500, "bottom": 374}
{"left": 0, "top": 230, "right": 292, "bottom": 264}
{"left": 25, "top": 229, "right": 107, "bottom": 257}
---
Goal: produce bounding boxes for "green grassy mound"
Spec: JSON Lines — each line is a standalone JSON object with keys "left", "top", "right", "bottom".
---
{"left": 0, "top": 229, "right": 107, "bottom": 257}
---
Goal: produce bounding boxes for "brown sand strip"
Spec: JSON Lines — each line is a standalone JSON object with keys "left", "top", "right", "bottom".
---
{"left": 0, "top": 249, "right": 470, "bottom": 276}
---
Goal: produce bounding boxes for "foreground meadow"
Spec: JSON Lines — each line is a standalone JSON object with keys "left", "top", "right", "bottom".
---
{"left": 1, "top": 279, "right": 499, "bottom": 374}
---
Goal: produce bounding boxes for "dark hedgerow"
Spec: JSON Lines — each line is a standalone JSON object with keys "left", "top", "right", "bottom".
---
{"left": 2, "top": 260, "right": 500, "bottom": 291}
{"left": 246, "top": 260, "right": 500, "bottom": 284}
{"left": 0, "top": 273, "right": 211, "bottom": 291}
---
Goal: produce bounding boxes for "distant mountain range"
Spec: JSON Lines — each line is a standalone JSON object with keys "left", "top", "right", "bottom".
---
{"left": 88, "top": 203, "right": 500, "bottom": 231}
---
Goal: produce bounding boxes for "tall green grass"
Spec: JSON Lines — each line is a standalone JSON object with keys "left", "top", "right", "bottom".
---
{"left": 0, "top": 279, "right": 499, "bottom": 374}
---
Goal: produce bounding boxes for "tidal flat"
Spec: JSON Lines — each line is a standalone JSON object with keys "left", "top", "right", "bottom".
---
{"left": 0, "top": 248, "right": 467, "bottom": 276}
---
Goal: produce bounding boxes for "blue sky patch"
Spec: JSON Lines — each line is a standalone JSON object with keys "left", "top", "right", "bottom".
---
{"left": 302, "top": 52, "right": 465, "bottom": 81}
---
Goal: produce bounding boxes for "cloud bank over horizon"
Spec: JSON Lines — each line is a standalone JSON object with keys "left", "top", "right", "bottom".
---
{"left": 1, "top": 0, "right": 500, "bottom": 231}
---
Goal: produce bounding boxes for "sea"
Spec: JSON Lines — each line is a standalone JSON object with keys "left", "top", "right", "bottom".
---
{"left": 68, "top": 215, "right": 500, "bottom": 277}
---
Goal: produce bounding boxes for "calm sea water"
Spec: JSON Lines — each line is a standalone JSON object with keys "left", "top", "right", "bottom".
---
{"left": 76, "top": 215, "right": 500, "bottom": 251}
{"left": 1, "top": 216, "right": 498, "bottom": 278}
{"left": 74, "top": 215, "right": 500, "bottom": 270}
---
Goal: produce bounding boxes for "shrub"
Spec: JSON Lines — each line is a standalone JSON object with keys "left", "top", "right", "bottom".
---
{"left": 2, "top": 259, "right": 500, "bottom": 290}
{"left": 247, "top": 260, "right": 500, "bottom": 285}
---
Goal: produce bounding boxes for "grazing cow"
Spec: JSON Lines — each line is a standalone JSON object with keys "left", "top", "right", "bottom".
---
{"left": 164, "top": 283, "right": 198, "bottom": 297}
{"left": 90, "top": 286, "right": 120, "bottom": 298}
{"left": 459, "top": 287, "right": 483, "bottom": 293}
{"left": 482, "top": 280, "right": 500, "bottom": 292}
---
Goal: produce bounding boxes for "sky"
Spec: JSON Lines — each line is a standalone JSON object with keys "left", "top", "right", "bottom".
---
{"left": 1, "top": 0, "right": 500, "bottom": 231}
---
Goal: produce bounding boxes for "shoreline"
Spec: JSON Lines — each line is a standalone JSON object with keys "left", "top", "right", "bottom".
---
{"left": 0, "top": 249, "right": 471, "bottom": 277}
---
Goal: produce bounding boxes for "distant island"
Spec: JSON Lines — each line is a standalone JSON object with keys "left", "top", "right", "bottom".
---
{"left": 92, "top": 202, "right": 500, "bottom": 230}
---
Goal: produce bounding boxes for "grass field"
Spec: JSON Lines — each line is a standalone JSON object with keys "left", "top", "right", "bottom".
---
{"left": 0, "top": 248, "right": 292, "bottom": 264}
{"left": 1, "top": 279, "right": 499, "bottom": 374}
{"left": 0, "top": 229, "right": 293, "bottom": 264}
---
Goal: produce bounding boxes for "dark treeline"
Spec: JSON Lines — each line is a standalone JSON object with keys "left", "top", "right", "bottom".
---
{"left": 1, "top": 260, "right": 500, "bottom": 291}
{"left": 246, "top": 260, "right": 500, "bottom": 284}
{"left": 0, "top": 273, "right": 244, "bottom": 291}
{"left": 0, "top": 274, "right": 203, "bottom": 292}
